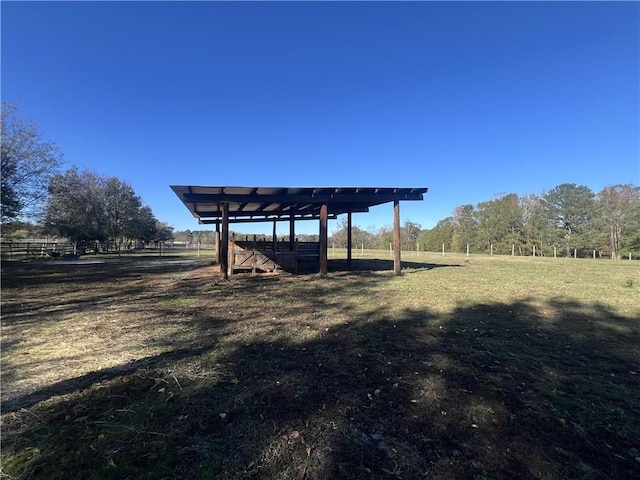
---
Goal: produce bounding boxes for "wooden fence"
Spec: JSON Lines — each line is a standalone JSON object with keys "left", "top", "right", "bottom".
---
{"left": 1, "top": 241, "right": 76, "bottom": 261}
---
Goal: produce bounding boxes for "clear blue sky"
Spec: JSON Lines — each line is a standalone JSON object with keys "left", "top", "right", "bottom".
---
{"left": 2, "top": 1, "right": 638, "bottom": 235}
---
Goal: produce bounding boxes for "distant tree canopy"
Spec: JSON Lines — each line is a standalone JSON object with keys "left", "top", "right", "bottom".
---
{"left": 323, "top": 182, "right": 639, "bottom": 259}
{"left": 328, "top": 218, "right": 422, "bottom": 251}
{"left": 1, "top": 103, "right": 64, "bottom": 226}
{"left": 44, "top": 167, "right": 172, "bottom": 249}
{"left": 598, "top": 185, "right": 640, "bottom": 260}
{"left": 419, "top": 183, "right": 640, "bottom": 258}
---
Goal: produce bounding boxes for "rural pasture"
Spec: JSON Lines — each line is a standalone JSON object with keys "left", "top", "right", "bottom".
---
{"left": 1, "top": 251, "right": 639, "bottom": 479}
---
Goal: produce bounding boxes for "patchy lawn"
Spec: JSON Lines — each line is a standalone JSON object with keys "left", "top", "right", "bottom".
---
{"left": 1, "top": 252, "right": 639, "bottom": 479}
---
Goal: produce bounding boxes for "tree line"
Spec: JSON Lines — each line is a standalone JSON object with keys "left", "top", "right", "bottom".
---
{"left": 419, "top": 184, "right": 639, "bottom": 259}
{"left": 327, "top": 183, "right": 640, "bottom": 260}
{"left": 1, "top": 103, "right": 172, "bottom": 251}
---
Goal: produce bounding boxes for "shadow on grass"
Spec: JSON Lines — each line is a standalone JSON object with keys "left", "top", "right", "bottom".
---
{"left": 0, "top": 255, "right": 209, "bottom": 288}
{"left": 2, "top": 347, "right": 211, "bottom": 413}
{"left": 327, "top": 258, "right": 462, "bottom": 273}
{"left": 1, "top": 269, "right": 639, "bottom": 480}
{"left": 0, "top": 257, "right": 213, "bottom": 331}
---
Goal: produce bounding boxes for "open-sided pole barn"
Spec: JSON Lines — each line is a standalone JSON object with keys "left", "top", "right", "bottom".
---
{"left": 171, "top": 186, "right": 428, "bottom": 279}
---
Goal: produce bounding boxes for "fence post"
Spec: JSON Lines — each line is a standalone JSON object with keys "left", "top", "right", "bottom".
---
{"left": 466, "top": 244, "right": 469, "bottom": 256}
{"left": 533, "top": 245, "right": 536, "bottom": 257}
{"left": 490, "top": 243, "right": 493, "bottom": 256}
{"left": 574, "top": 248, "right": 577, "bottom": 258}
{"left": 554, "top": 246, "right": 557, "bottom": 258}
{"left": 593, "top": 250, "right": 596, "bottom": 259}
{"left": 512, "top": 244, "right": 515, "bottom": 256}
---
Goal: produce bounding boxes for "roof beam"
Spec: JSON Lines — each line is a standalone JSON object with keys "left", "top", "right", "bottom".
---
{"left": 199, "top": 214, "right": 339, "bottom": 224}
{"left": 179, "top": 191, "right": 425, "bottom": 205}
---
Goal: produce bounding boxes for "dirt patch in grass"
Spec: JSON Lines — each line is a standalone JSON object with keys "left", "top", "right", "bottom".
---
{"left": 1, "top": 253, "right": 639, "bottom": 479}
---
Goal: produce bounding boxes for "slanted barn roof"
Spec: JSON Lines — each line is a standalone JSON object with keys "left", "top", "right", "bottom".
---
{"left": 170, "top": 186, "right": 428, "bottom": 224}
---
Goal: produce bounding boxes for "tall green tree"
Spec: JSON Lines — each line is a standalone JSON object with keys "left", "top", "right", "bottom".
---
{"left": 371, "top": 225, "right": 393, "bottom": 250}
{"left": 329, "top": 217, "right": 350, "bottom": 248}
{"left": 104, "top": 177, "right": 144, "bottom": 248}
{"left": 401, "top": 219, "right": 422, "bottom": 251}
{"left": 451, "top": 204, "right": 477, "bottom": 253}
{"left": 44, "top": 167, "right": 166, "bottom": 250}
{"left": 542, "top": 183, "right": 596, "bottom": 256}
{"left": 475, "top": 194, "right": 524, "bottom": 254}
{"left": 597, "top": 184, "right": 640, "bottom": 259}
{"left": 44, "top": 168, "right": 107, "bottom": 245}
{"left": 519, "top": 194, "right": 550, "bottom": 253}
{"left": 1, "top": 103, "right": 63, "bottom": 225}
{"left": 418, "top": 217, "right": 454, "bottom": 252}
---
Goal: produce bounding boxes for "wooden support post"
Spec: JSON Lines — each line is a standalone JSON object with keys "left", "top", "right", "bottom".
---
{"left": 347, "top": 211, "right": 353, "bottom": 267}
{"left": 272, "top": 221, "right": 278, "bottom": 272}
{"left": 220, "top": 203, "right": 229, "bottom": 279}
{"left": 393, "top": 199, "right": 401, "bottom": 275}
{"left": 272, "top": 221, "right": 277, "bottom": 249}
{"left": 252, "top": 234, "right": 257, "bottom": 274}
{"left": 215, "top": 222, "right": 221, "bottom": 264}
{"left": 230, "top": 234, "right": 236, "bottom": 274}
{"left": 289, "top": 216, "right": 295, "bottom": 252}
{"left": 319, "top": 203, "right": 328, "bottom": 275}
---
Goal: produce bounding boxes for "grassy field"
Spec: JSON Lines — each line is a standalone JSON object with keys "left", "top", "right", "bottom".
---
{"left": 1, "top": 250, "right": 639, "bottom": 479}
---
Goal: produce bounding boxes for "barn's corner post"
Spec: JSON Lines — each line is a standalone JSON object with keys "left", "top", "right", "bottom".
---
{"left": 319, "top": 203, "right": 328, "bottom": 275}
{"left": 393, "top": 198, "right": 401, "bottom": 275}
{"left": 220, "top": 202, "right": 230, "bottom": 279}
{"left": 347, "top": 211, "right": 353, "bottom": 267}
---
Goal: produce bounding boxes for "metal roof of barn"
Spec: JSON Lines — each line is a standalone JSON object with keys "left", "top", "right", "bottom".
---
{"left": 170, "top": 186, "right": 429, "bottom": 224}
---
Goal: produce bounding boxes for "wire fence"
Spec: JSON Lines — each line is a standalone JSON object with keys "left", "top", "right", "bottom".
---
{"left": 2, "top": 239, "right": 636, "bottom": 262}
{"left": 422, "top": 243, "right": 639, "bottom": 260}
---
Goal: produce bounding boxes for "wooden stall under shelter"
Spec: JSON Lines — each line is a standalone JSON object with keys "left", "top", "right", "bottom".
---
{"left": 171, "top": 186, "right": 428, "bottom": 278}
{"left": 229, "top": 236, "right": 320, "bottom": 274}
